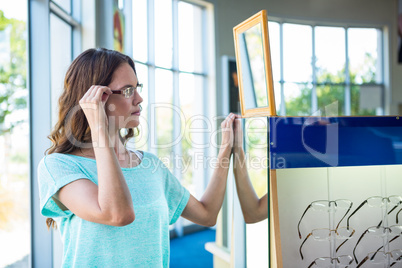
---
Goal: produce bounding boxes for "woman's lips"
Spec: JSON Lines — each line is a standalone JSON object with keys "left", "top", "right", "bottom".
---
{"left": 131, "top": 112, "right": 141, "bottom": 116}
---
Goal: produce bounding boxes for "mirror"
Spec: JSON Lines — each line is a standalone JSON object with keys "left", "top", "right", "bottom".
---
{"left": 233, "top": 10, "right": 276, "bottom": 117}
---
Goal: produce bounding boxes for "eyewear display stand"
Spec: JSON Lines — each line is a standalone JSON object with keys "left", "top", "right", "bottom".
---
{"left": 268, "top": 116, "right": 402, "bottom": 268}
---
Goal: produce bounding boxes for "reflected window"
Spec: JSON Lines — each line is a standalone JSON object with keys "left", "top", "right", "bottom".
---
{"left": 269, "top": 21, "right": 384, "bottom": 116}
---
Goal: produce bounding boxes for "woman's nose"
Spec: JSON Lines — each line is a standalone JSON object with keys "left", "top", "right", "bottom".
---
{"left": 133, "top": 91, "right": 143, "bottom": 105}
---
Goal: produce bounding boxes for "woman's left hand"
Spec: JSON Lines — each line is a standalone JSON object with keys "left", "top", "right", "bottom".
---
{"left": 219, "top": 113, "right": 240, "bottom": 155}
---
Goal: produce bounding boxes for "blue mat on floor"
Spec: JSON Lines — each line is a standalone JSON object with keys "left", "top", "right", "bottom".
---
{"left": 170, "top": 229, "right": 215, "bottom": 268}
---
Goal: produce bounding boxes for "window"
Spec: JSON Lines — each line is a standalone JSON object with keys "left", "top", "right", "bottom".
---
{"left": 269, "top": 21, "right": 384, "bottom": 116}
{"left": 49, "top": 1, "right": 81, "bottom": 267}
{"left": 0, "top": 1, "right": 29, "bottom": 267}
{"left": 131, "top": 0, "right": 211, "bottom": 234}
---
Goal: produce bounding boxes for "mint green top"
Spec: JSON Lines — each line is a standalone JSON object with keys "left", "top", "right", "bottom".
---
{"left": 37, "top": 151, "right": 190, "bottom": 267}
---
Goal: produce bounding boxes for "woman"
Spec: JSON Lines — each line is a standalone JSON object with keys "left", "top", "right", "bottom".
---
{"left": 232, "top": 117, "right": 268, "bottom": 223}
{"left": 38, "top": 48, "right": 236, "bottom": 267}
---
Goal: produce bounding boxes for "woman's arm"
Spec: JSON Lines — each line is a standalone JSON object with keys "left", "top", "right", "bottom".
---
{"left": 232, "top": 118, "right": 268, "bottom": 223}
{"left": 55, "top": 86, "right": 135, "bottom": 226}
{"left": 181, "top": 113, "right": 238, "bottom": 226}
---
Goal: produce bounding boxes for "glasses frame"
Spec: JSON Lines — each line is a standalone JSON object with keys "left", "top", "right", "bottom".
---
{"left": 298, "top": 199, "right": 353, "bottom": 239}
{"left": 352, "top": 225, "right": 402, "bottom": 264}
{"left": 357, "top": 249, "right": 402, "bottom": 268}
{"left": 347, "top": 195, "right": 402, "bottom": 229}
{"left": 299, "top": 227, "right": 355, "bottom": 260}
{"left": 111, "top": 83, "right": 143, "bottom": 98}
{"left": 307, "top": 255, "right": 354, "bottom": 268}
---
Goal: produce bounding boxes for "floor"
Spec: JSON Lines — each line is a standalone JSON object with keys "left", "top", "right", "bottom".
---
{"left": 170, "top": 229, "right": 216, "bottom": 268}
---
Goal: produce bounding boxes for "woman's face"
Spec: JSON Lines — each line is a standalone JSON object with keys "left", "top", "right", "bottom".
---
{"left": 106, "top": 63, "right": 143, "bottom": 130}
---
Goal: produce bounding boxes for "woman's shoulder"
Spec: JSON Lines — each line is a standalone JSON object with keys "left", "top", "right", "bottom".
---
{"left": 39, "top": 152, "right": 93, "bottom": 170}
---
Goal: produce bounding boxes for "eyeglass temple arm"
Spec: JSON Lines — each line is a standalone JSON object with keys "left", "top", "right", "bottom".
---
{"left": 377, "top": 205, "right": 400, "bottom": 227}
{"left": 307, "top": 260, "right": 316, "bottom": 268}
{"left": 397, "top": 208, "right": 402, "bottom": 224}
{"left": 371, "top": 235, "right": 399, "bottom": 260}
{"left": 353, "top": 230, "right": 368, "bottom": 264}
{"left": 336, "top": 203, "right": 353, "bottom": 230}
{"left": 297, "top": 204, "right": 311, "bottom": 239}
{"left": 390, "top": 254, "right": 402, "bottom": 267}
{"left": 336, "top": 229, "right": 355, "bottom": 253}
{"left": 356, "top": 255, "right": 369, "bottom": 268}
{"left": 347, "top": 200, "right": 367, "bottom": 229}
{"left": 299, "top": 233, "right": 312, "bottom": 260}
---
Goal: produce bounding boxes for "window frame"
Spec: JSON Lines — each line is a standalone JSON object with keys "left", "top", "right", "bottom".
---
{"left": 29, "top": 0, "right": 81, "bottom": 267}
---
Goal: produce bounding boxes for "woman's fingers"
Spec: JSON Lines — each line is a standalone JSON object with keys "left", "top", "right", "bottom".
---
{"left": 87, "top": 85, "right": 99, "bottom": 99}
{"left": 93, "top": 86, "right": 112, "bottom": 103}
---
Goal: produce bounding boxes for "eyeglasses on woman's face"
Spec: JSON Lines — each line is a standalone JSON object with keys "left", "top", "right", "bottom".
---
{"left": 112, "top": 83, "right": 143, "bottom": 98}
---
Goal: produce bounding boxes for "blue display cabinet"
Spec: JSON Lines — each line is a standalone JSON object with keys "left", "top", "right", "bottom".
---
{"left": 269, "top": 116, "right": 402, "bottom": 268}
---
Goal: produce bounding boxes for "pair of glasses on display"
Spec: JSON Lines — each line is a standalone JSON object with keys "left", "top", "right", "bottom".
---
{"left": 356, "top": 249, "right": 402, "bottom": 268}
{"left": 353, "top": 225, "right": 402, "bottom": 264}
{"left": 347, "top": 196, "right": 402, "bottom": 229}
{"left": 298, "top": 199, "right": 353, "bottom": 239}
{"left": 112, "top": 83, "right": 143, "bottom": 98}
{"left": 307, "top": 255, "right": 353, "bottom": 268}
{"left": 299, "top": 227, "right": 355, "bottom": 260}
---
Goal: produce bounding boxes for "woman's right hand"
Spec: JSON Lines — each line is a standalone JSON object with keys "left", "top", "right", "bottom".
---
{"left": 79, "top": 85, "right": 113, "bottom": 133}
{"left": 233, "top": 115, "right": 243, "bottom": 153}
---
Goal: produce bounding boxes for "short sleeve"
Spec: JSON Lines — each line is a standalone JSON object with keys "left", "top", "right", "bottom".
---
{"left": 37, "top": 154, "right": 91, "bottom": 218}
{"left": 162, "top": 166, "right": 190, "bottom": 225}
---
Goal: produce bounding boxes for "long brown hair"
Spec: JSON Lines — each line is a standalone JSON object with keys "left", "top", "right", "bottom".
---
{"left": 45, "top": 48, "right": 138, "bottom": 229}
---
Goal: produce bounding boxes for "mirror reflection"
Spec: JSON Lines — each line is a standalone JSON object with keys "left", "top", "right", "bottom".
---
{"left": 238, "top": 23, "right": 269, "bottom": 110}
{"left": 233, "top": 117, "right": 269, "bottom": 266}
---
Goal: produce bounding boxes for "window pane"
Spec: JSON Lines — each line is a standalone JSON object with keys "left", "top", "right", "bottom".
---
{"left": 132, "top": 0, "right": 147, "bottom": 62}
{"left": 284, "top": 82, "right": 312, "bottom": 116}
{"left": 351, "top": 85, "right": 378, "bottom": 115}
{"left": 50, "top": 13, "right": 72, "bottom": 127}
{"left": 268, "top": 21, "right": 280, "bottom": 82}
{"left": 179, "top": 73, "right": 204, "bottom": 194}
{"left": 0, "top": 2, "right": 30, "bottom": 267}
{"left": 315, "top": 26, "right": 346, "bottom": 83}
{"left": 154, "top": 69, "right": 173, "bottom": 167}
{"left": 155, "top": 0, "right": 172, "bottom": 68}
{"left": 178, "top": 2, "right": 203, "bottom": 73}
{"left": 283, "top": 24, "right": 312, "bottom": 83}
{"left": 317, "top": 85, "right": 345, "bottom": 115}
{"left": 52, "top": 0, "right": 71, "bottom": 13}
{"left": 274, "top": 81, "right": 281, "bottom": 115}
{"left": 128, "top": 63, "right": 148, "bottom": 151}
{"left": 348, "top": 28, "right": 380, "bottom": 84}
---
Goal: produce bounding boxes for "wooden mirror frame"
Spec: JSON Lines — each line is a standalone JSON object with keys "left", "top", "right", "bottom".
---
{"left": 233, "top": 10, "right": 276, "bottom": 117}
